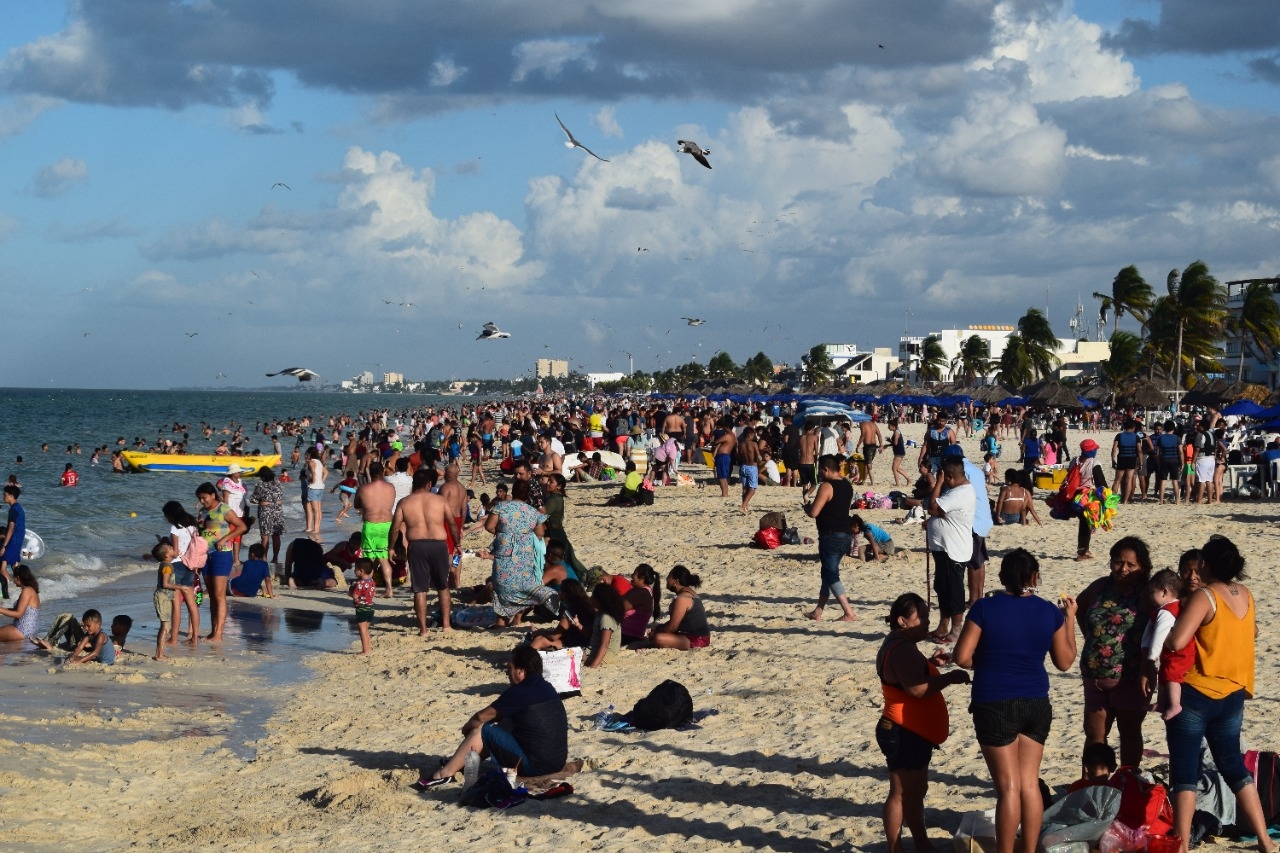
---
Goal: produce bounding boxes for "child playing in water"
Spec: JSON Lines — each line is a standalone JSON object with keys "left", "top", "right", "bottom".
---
{"left": 331, "top": 470, "right": 358, "bottom": 521}
{"left": 1140, "top": 568, "right": 1195, "bottom": 720}
{"left": 69, "top": 609, "right": 116, "bottom": 665}
{"left": 350, "top": 557, "right": 376, "bottom": 655}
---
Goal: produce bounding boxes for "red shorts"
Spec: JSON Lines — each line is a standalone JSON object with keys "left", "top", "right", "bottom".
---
{"left": 686, "top": 634, "right": 711, "bottom": 649}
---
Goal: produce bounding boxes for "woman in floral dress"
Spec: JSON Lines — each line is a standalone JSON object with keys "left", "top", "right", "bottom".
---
{"left": 484, "top": 479, "right": 550, "bottom": 626}
{"left": 1075, "top": 535, "right": 1152, "bottom": 767}
{"left": 250, "top": 466, "right": 285, "bottom": 563}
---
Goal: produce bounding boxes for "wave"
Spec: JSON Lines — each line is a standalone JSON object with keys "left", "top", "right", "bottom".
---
{"left": 33, "top": 554, "right": 151, "bottom": 603}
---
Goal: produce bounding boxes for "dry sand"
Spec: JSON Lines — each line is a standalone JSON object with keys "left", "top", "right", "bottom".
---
{"left": 4, "top": 422, "right": 1277, "bottom": 852}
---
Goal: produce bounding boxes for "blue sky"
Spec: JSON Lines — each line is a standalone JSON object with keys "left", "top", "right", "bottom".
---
{"left": 0, "top": 0, "right": 1277, "bottom": 389}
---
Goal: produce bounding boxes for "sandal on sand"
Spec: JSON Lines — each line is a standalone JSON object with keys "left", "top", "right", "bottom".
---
{"left": 410, "top": 777, "right": 450, "bottom": 792}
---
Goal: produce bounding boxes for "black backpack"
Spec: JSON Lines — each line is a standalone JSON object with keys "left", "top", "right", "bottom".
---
{"left": 1253, "top": 751, "right": 1280, "bottom": 824}
{"left": 626, "top": 679, "right": 694, "bottom": 731}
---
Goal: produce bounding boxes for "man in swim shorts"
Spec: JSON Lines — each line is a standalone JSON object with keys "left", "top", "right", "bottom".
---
{"left": 355, "top": 460, "right": 396, "bottom": 597}
{"left": 394, "top": 469, "right": 460, "bottom": 635}
{"left": 712, "top": 419, "right": 736, "bottom": 498}
{"left": 858, "top": 417, "right": 884, "bottom": 485}
{"left": 798, "top": 422, "right": 819, "bottom": 497}
{"left": 437, "top": 463, "right": 468, "bottom": 587}
{"left": 737, "top": 426, "right": 760, "bottom": 514}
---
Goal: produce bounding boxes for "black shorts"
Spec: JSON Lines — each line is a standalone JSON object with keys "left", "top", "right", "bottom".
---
{"left": 1115, "top": 457, "right": 1137, "bottom": 471}
{"left": 968, "top": 533, "right": 987, "bottom": 571}
{"left": 970, "top": 697, "right": 1052, "bottom": 747}
{"left": 1157, "top": 459, "right": 1181, "bottom": 480}
{"left": 876, "top": 718, "right": 934, "bottom": 771}
{"left": 354, "top": 605, "right": 374, "bottom": 624}
{"left": 799, "top": 464, "right": 816, "bottom": 487}
{"left": 408, "top": 539, "right": 450, "bottom": 592}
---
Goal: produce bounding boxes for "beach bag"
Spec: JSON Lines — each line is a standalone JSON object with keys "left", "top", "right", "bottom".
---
{"left": 759, "top": 511, "right": 788, "bottom": 531}
{"left": 626, "top": 679, "right": 694, "bottom": 731}
{"left": 638, "top": 484, "right": 655, "bottom": 506}
{"left": 752, "top": 527, "right": 782, "bottom": 550}
{"left": 782, "top": 526, "right": 801, "bottom": 545}
{"left": 1245, "top": 750, "right": 1280, "bottom": 824}
{"left": 460, "top": 769, "right": 515, "bottom": 809}
{"left": 1040, "top": 784, "right": 1121, "bottom": 848}
{"left": 1108, "top": 766, "right": 1173, "bottom": 836}
{"left": 182, "top": 526, "right": 209, "bottom": 569}
{"left": 538, "top": 647, "right": 583, "bottom": 698}
{"left": 1047, "top": 463, "right": 1082, "bottom": 520}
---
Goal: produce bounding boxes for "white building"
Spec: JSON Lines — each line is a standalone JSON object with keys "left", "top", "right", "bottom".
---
{"left": 898, "top": 325, "right": 1110, "bottom": 383}
{"left": 826, "top": 346, "right": 902, "bottom": 383}
{"left": 1224, "top": 277, "right": 1280, "bottom": 387}
{"left": 586, "top": 372, "right": 626, "bottom": 387}
{"left": 536, "top": 358, "right": 569, "bottom": 379}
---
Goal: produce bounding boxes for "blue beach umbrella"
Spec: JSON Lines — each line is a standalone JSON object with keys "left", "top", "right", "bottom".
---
{"left": 1222, "top": 400, "right": 1265, "bottom": 417}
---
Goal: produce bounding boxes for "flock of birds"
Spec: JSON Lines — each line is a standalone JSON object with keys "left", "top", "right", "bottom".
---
{"left": 556, "top": 113, "right": 711, "bottom": 169}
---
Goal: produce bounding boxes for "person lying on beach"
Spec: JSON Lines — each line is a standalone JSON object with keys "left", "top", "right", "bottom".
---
{"left": 634, "top": 565, "right": 710, "bottom": 650}
{"left": 412, "top": 645, "right": 568, "bottom": 790}
{"left": 68, "top": 609, "right": 116, "bottom": 665}
{"left": 229, "top": 543, "right": 275, "bottom": 598}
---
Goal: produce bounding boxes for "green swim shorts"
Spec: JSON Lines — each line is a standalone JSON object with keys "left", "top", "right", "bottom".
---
{"left": 361, "top": 521, "right": 392, "bottom": 560}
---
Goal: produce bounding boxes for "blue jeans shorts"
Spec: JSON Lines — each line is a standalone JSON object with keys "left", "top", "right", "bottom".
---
{"left": 1165, "top": 684, "right": 1252, "bottom": 794}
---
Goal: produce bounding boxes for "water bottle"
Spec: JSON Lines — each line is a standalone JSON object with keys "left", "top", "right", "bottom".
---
{"left": 593, "top": 704, "right": 615, "bottom": 730}
{"left": 462, "top": 749, "right": 480, "bottom": 790}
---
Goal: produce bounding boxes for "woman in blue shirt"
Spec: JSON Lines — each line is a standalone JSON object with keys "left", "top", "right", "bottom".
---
{"left": 954, "top": 549, "right": 1077, "bottom": 853}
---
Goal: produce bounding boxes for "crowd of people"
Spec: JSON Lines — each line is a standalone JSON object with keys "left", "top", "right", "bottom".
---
{"left": 3, "top": 392, "right": 1276, "bottom": 853}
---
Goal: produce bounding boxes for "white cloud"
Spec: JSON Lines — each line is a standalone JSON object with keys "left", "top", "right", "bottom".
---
{"left": 32, "top": 157, "right": 89, "bottom": 197}
{"left": 927, "top": 91, "right": 1067, "bottom": 195}
{"left": 0, "top": 95, "right": 60, "bottom": 137}
{"left": 511, "top": 40, "right": 594, "bottom": 83}
{"left": 430, "top": 59, "right": 464, "bottom": 87}
{"left": 594, "top": 105, "right": 622, "bottom": 138}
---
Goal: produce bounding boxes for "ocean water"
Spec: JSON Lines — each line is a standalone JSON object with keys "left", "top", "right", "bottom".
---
{"left": 0, "top": 387, "right": 461, "bottom": 606}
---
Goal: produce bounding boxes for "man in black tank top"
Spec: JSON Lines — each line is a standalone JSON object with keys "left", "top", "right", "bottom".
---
{"left": 802, "top": 454, "right": 857, "bottom": 621}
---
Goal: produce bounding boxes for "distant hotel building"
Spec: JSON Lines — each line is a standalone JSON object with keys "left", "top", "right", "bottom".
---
{"left": 1224, "top": 277, "right": 1280, "bottom": 387}
{"left": 536, "top": 358, "right": 569, "bottom": 379}
{"left": 897, "top": 325, "right": 1110, "bottom": 384}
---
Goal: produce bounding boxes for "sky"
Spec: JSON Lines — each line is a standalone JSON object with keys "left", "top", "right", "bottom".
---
{"left": 0, "top": 0, "right": 1278, "bottom": 389}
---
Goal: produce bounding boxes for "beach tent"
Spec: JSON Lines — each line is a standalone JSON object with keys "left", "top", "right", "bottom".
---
{"left": 1221, "top": 400, "right": 1266, "bottom": 417}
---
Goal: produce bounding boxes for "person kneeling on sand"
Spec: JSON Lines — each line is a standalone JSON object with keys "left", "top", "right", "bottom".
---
{"left": 284, "top": 538, "right": 337, "bottom": 590}
{"left": 411, "top": 645, "right": 568, "bottom": 790}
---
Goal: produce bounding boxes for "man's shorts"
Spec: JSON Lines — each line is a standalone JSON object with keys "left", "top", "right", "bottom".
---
{"left": 354, "top": 605, "right": 375, "bottom": 624}
{"left": 1115, "top": 457, "right": 1137, "bottom": 471}
{"left": 799, "top": 464, "right": 816, "bottom": 488}
{"left": 154, "top": 589, "right": 174, "bottom": 622}
{"left": 1157, "top": 459, "right": 1181, "bottom": 480}
{"left": 1195, "top": 456, "right": 1215, "bottom": 482}
{"left": 862, "top": 445, "right": 878, "bottom": 466}
{"left": 361, "top": 521, "right": 392, "bottom": 560}
{"left": 968, "top": 533, "right": 988, "bottom": 571}
{"left": 1082, "top": 676, "right": 1149, "bottom": 715}
{"left": 971, "top": 697, "right": 1053, "bottom": 747}
{"left": 408, "top": 539, "right": 450, "bottom": 592}
{"left": 876, "top": 717, "right": 934, "bottom": 771}
{"left": 739, "top": 464, "right": 758, "bottom": 489}
{"left": 714, "top": 453, "right": 732, "bottom": 480}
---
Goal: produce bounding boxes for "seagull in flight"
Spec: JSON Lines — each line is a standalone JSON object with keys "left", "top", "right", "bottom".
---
{"left": 677, "top": 140, "right": 712, "bottom": 169}
{"left": 265, "top": 367, "right": 319, "bottom": 381}
{"left": 682, "top": 317, "right": 706, "bottom": 326}
{"left": 476, "top": 322, "right": 511, "bottom": 340}
{"left": 271, "top": 182, "right": 291, "bottom": 190}
{"left": 400, "top": 302, "right": 415, "bottom": 308}
{"left": 186, "top": 331, "right": 199, "bottom": 337}
{"left": 555, "top": 114, "right": 608, "bottom": 162}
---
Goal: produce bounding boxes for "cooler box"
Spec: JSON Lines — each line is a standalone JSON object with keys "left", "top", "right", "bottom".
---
{"left": 702, "top": 449, "right": 715, "bottom": 468}
{"left": 1034, "top": 468, "right": 1068, "bottom": 490}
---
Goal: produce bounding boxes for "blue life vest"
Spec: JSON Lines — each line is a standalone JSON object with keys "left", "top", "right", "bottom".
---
{"left": 1116, "top": 431, "right": 1138, "bottom": 460}
{"left": 1157, "top": 432, "right": 1181, "bottom": 460}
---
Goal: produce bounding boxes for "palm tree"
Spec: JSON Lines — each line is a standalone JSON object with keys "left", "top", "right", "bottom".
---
{"left": 1092, "top": 265, "right": 1155, "bottom": 336}
{"left": 918, "top": 335, "right": 947, "bottom": 382}
{"left": 802, "top": 344, "right": 833, "bottom": 387}
{"left": 1098, "top": 330, "right": 1143, "bottom": 389}
{"left": 1145, "top": 261, "right": 1227, "bottom": 388}
{"left": 996, "top": 333, "right": 1033, "bottom": 388}
{"left": 949, "top": 335, "right": 991, "bottom": 385}
{"left": 707, "top": 351, "right": 738, "bottom": 379}
{"left": 1014, "top": 308, "right": 1061, "bottom": 380}
{"left": 743, "top": 352, "right": 774, "bottom": 386}
{"left": 1230, "top": 281, "right": 1280, "bottom": 383}
{"left": 675, "top": 360, "right": 705, "bottom": 386}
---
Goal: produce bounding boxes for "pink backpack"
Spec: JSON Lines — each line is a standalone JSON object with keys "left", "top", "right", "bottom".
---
{"left": 182, "top": 527, "right": 209, "bottom": 569}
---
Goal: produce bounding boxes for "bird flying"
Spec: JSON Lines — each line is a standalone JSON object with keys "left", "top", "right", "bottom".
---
{"left": 265, "top": 367, "right": 319, "bottom": 381}
{"left": 186, "top": 331, "right": 199, "bottom": 337}
{"left": 271, "top": 182, "right": 291, "bottom": 190}
{"left": 677, "top": 140, "right": 711, "bottom": 169}
{"left": 555, "top": 114, "right": 608, "bottom": 162}
{"left": 682, "top": 317, "right": 706, "bottom": 326}
{"left": 477, "top": 322, "right": 511, "bottom": 340}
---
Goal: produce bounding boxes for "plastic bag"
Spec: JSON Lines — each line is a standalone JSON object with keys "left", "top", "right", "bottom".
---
{"left": 752, "top": 527, "right": 782, "bottom": 550}
{"left": 1098, "top": 820, "right": 1147, "bottom": 853}
{"left": 953, "top": 809, "right": 997, "bottom": 852}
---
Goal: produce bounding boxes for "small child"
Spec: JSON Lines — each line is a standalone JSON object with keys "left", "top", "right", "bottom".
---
{"left": 350, "top": 557, "right": 376, "bottom": 655}
{"left": 850, "top": 514, "right": 899, "bottom": 562}
{"left": 1067, "top": 741, "right": 1118, "bottom": 792}
{"left": 229, "top": 543, "right": 275, "bottom": 598}
{"left": 69, "top": 609, "right": 117, "bottom": 665}
{"left": 332, "top": 471, "right": 358, "bottom": 521}
{"left": 151, "top": 541, "right": 178, "bottom": 660}
{"left": 1140, "top": 569, "right": 1195, "bottom": 720}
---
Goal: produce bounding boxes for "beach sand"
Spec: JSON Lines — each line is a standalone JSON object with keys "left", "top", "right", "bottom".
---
{"left": 3, "top": 422, "right": 1277, "bottom": 851}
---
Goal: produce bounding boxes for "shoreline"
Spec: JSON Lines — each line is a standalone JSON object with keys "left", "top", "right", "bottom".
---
{"left": 2, "top": 421, "right": 1277, "bottom": 851}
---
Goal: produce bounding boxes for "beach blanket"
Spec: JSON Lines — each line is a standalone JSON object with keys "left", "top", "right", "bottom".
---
{"left": 597, "top": 708, "right": 719, "bottom": 734}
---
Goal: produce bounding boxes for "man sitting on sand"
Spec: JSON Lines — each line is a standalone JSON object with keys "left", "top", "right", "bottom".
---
{"left": 411, "top": 645, "right": 568, "bottom": 790}
{"left": 284, "top": 538, "right": 337, "bottom": 590}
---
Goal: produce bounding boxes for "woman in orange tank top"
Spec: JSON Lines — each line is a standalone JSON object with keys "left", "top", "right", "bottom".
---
{"left": 1164, "top": 536, "right": 1275, "bottom": 853}
{"left": 876, "top": 593, "right": 970, "bottom": 853}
